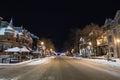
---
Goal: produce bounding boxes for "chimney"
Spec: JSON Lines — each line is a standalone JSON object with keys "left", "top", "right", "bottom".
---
{"left": 0, "top": 17, "right": 3, "bottom": 26}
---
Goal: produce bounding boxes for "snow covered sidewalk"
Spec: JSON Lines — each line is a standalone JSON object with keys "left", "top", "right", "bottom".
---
{"left": 0, "top": 56, "right": 55, "bottom": 66}
{"left": 26, "top": 56, "right": 55, "bottom": 66}
{"left": 76, "top": 57, "right": 120, "bottom": 67}
{"left": 0, "top": 58, "right": 39, "bottom": 66}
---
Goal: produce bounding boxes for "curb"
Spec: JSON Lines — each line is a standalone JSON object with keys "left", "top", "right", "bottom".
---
{"left": 0, "top": 58, "right": 41, "bottom": 66}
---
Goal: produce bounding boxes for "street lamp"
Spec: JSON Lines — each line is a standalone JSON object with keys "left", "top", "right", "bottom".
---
{"left": 116, "top": 39, "right": 120, "bottom": 58}
{"left": 40, "top": 41, "right": 46, "bottom": 57}
{"left": 41, "top": 41, "right": 44, "bottom": 45}
{"left": 97, "top": 41, "right": 100, "bottom": 46}
{"left": 117, "top": 39, "right": 120, "bottom": 43}
{"left": 97, "top": 41, "right": 101, "bottom": 55}
{"left": 50, "top": 48, "right": 53, "bottom": 52}
{"left": 89, "top": 42, "right": 92, "bottom": 45}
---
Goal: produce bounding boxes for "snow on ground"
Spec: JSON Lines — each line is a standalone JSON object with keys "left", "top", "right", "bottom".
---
{"left": 0, "top": 77, "right": 19, "bottom": 80}
{"left": 26, "top": 58, "right": 49, "bottom": 66}
{"left": 76, "top": 57, "right": 120, "bottom": 67}
{"left": 0, "top": 56, "right": 55, "bottom": 66}
{"left": 26, "top": 56, "right": 55, "bottom": 66}
{"left": 0, "top": 59, "right": 38, "bottom": 66}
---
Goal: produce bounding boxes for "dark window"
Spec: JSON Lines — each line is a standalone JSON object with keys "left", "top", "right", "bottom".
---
{"left": 108, "top": 35, "right": 113, "bottom": 42}
{"left": 0, "top": 43, "right": 3, "bottom": 52}
{"left": 113, "top": 29, "right": 116, "bottom": 34}
{"left": 106, "top": 24, "right": 110, "bottom": 30}
{"left": 118, "top": 18, "right": 120, "bottom": 24}
{"left": 110, "top": 47, "right": 114, "bottom": 52}
{"left": 7, "top": 34, "right": 11, "bottom": 40}
{"left": 119, "top": 32, "right": 120, "bottom": 38}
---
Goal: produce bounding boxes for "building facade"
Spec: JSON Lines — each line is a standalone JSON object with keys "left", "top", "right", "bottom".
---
{"left": 97, "top": 10, "right": 120, "bottom": 58}
{"left": 0, "top": 18, "right": 34, "bottom": 60}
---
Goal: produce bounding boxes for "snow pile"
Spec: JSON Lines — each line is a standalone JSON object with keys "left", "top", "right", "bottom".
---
{"left": 26, "top": 57, "right": 51, "bottom": 66}
{"left": 50, "top": 56, "right": 55, "bottom": 59}
{"left": 0, "top": 77, "right": 19, "bottom": 80}
{"left": 86, "top": 59, "right": 120, "bottom": 67}
{"left": 0, "top": 56, "right": 55, "bottom": 66}
{"left": 76, "top": 57, "right": 120, "bottom": 67}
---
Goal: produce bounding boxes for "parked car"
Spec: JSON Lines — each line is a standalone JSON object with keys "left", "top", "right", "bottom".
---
{"left": 60, "top": 53, "right": 66, "bottom": 56}
{"left": 10, "top": 58, "right": 19, "bottom": 63}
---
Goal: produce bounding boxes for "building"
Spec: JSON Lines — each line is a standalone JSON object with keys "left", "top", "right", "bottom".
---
{"left": 97, "top": 10, "right": 120, "bottom": 58}
{"left": 0, "top": 18, "right": 35, "bottom": 62}
{"left": 78, "top": 10, "right": 120, "bottom": 58}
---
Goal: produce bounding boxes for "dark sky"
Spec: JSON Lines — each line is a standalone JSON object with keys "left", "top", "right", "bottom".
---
{"left": 0, "top": 0, "right": 120, "bottom": 51}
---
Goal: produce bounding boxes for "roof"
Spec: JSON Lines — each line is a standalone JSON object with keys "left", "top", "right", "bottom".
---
{"left": 0, "top": 28, "right": 6, "bottom": 35}
{"left": 0, "top": 27, "right": 23, "bottom": 36}
{"left": 13, "top": 27, "right": 23, "bottom": 32}
{"left": 6, "top": 25, "right": 14, "bottom": 30}
{"left": 0, "top": 21, "right": 9, "bottom": 27}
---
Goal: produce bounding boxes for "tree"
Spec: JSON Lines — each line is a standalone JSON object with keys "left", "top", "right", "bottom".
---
{"left": 40, "top": 38, "right": 55, "bottom": 51}
{"left": 63, "top": 39, "right": 72, "bottom": 52}
{"left": 82, "top": 23, "right": 102, "bottom": 42}
{"left": 83, "top": 23, "right": 102, "bottom": 55}
{"left": 64, "top": 28, "right": 82, "bottom": 53}
{"left": 63, "top": 23, "right": 102, "bottom": 56}
{"left": 30, "top": 33, "right": 39, "bottom": 50}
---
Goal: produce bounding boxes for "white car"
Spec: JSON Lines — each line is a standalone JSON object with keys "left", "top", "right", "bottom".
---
{"left": 60, "top": 53, "right": 66, "bottom": 56}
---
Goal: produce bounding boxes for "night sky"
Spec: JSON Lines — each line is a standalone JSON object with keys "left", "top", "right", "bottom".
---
{"left": 0, "top": 0, "right": 120, "bottom": 51}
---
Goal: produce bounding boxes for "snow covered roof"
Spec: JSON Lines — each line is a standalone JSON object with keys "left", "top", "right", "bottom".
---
{"left": 32, "top": 48, "right": 40, "bottom": 53}
{"left": 0, "top": 28, "right": 6, "bottom": 35}
{"left": 13, "top": 27, "right": 23, "bottom": 32}
{"left": 8, "top": 18, "right": 13, "bottom": 27}
{"left": 5, "top": 46, "right": 30, "bottom": 52}
{"left": 20, "top": 46, "right": 30, "bottom": 52}
{"left": 5, "top": 18, "right": 14, "bottom": 31}
{"left": 0, "top": 27, "right": 24, "bottom": 37}
{"left": 18, "top": 32, "right": 23, "bottom": 35}
{"left": 14, "top": 30, "right": 23, "bottom": 37}
{"left": 5, "top": 47, "right": 21, "bottom": 52}
{"left": 6, "top": 26, "right": 13, "bottom": 30}
{"left": 0, "top": 21, "right": 9, "bottom": 27}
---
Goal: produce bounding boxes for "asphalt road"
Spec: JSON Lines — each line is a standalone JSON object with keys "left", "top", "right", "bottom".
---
{"left": 0, "top": 56, "right": 120, "bottom": 80}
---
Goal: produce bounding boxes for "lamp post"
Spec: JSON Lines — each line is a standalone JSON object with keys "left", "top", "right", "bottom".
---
{"left": 40, "top": 41, "right": 46, "bottom": 57}
{"left": 116, "top": 39, "right": 120, "bottom": 58}
{"left": 87, "top": 42, "right": 92, "bottom": 58}
{"left": 50, "top": 48, "right": 53, "bottom": 56}
{"left": 40, "top": 41, "right": 44, "bottom": 57}
{"left": 97, "top": 41, "right": 100, "bottom": 55}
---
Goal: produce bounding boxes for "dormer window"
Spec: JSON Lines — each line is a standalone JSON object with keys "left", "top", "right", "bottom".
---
{"left": 108, "top": 35, "right": 113, "bottom": 42}
{"left": 118, "top": 18, "right": 120, "bottom": 24}
{"left": 7, "top": 33, "right": 11, "bottom": 40}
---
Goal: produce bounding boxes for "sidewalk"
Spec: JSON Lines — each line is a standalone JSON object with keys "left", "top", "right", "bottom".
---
{"left": 75, "top": 56, "right": 120, "bottom": 67}
{"left": 0, "top": 56, "right": 55, "bottom": 66}
{"left": 0, "top": 58, "right": 40, "bottom": 66}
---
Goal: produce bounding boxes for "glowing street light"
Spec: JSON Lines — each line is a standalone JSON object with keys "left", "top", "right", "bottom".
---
{"left": 41, "top": 41, "right": 44, "bottom": 45}
{"left": 97, "top": 41, "right": 100, "bottom": 46}
{"left": 117, "top": 39, "right": 120, "bottom": 43}
{"left": 89, "top": 42, "right": 92, "bottom": 45}
{"left": 116, "top": 39, "right": 120, "bottom": 58}
{"left": 50, "top": 48, "right": 53, "bottom": 52}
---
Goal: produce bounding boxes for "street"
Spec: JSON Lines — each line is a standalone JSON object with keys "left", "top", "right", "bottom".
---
{"left": 0, "top": 56, "right": 120, "bottom": 80}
